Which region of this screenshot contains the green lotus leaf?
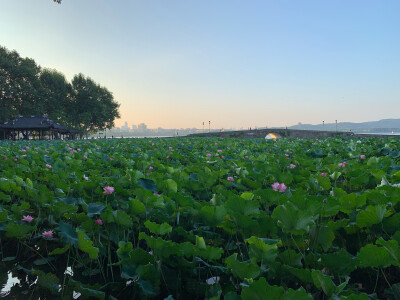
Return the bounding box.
[226,195,260,216]
[138,178,157,193]
[144,220,172,235]
[357,243,393,268]
[136,279,157,296]
[339,293,369,300]
[87,202,106,217]
[272,202,316,235]
[241,277,283,300]
[279,249,303,268]
[356,205,387,228]
[129,198,146,214]
[320,249,358,276]
[199,205,227,226]
[31,270,60,295]
[77,230,99,259]
[376,238,400,266]
[112,210,133,227]
[225,253,260,280]
[57,221,78,246]
[5,223,34,239]
[247,236,278,263]
[311,270,338,297]
[164,179,178,193]
[339,193,367,214]
[49,245,71,255]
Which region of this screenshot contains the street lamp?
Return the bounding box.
[209,121,211,133]
[323,121,324,130]
[335,120,338,132]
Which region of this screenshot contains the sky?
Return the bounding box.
[1,0,399,129]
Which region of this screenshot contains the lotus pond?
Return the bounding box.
[0,137,400,299]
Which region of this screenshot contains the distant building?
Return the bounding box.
[121,122,130,131]
[138,123,147,132]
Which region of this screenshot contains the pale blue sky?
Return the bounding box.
[1,0,399,128]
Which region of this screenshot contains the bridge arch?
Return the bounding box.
[265,133,281,140]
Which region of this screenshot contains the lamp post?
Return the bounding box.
[323,121,324,130]
[335,120,338,132]
[209,121,211,133]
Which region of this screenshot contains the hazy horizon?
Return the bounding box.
[1,0,399,129]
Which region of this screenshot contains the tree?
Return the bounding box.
[0,46,43,123]
[39,69,71,122]
[68,74,120,136]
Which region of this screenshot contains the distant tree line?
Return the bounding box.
[0,46,120,135]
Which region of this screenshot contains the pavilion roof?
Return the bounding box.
[0,115,71,132]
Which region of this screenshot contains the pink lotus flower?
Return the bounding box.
[83,155,88,159]
[14,158,18,162]
[360,155,366,160]
[42,230,54,239]
[22,215,34,223]
[271,182,287,193]
[221,156,225,159]
[83,175,89,181]
[271,182,280,191]
[21,149,26,152]
[95,219,103,225]
[218,149,222,153]
[227,177,234,182]
[285,154,289,157]
[215,153,219,156]
[245,155,248,159]
[149,166,154,170]
[278,183,287,193]
[290,164,296,169]
[338,163,343,167]
[3,155,7,160]
[321,172,327,177]
[46,164,52,168]
[206,153,211,157]
[169,146,173,151]
[166,155,170,159]
[103,186,114,194]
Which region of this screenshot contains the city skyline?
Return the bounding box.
[1,1,399,129]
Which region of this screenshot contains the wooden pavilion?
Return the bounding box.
[0,115,77,140]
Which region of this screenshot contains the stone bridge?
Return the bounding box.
[188,128,355,139]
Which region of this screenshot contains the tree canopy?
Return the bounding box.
[0,46,120,135]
